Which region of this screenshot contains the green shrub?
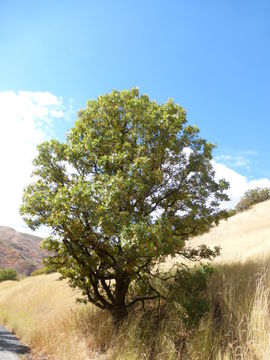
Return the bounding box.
[167,264,215,328]
[227,208,236,217]
[30,266,55,276]
[235,187,270,213]
[0,268,18,282]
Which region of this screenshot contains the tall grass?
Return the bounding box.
[0,274,113,359]
[0,257,270,359]
[188,258,270,359]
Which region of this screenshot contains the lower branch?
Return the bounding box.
[127,295,160,308]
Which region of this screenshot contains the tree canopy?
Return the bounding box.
[20,88,228,322]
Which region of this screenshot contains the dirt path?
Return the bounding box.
[0,326,30,359]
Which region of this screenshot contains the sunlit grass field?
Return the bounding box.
[0,201,270,359]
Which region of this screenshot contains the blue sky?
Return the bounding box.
[1,0,270,234]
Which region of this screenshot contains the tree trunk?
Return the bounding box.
[111,274,130,326]
[111,305,127,326]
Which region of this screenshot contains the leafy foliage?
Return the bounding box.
[235,187,270,213]
[226,208,237,217]
[20,88,228,323]
[0,268,18,282]
[167,264,215,328]
[30,266,55,276]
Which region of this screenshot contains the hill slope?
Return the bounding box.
[0,226,43,275]
[0,203,270,359]
[190,199,270,262]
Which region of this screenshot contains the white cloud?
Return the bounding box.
[0,91,71,237]
[214,161,270,209]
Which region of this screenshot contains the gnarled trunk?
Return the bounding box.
[111,274,130,325]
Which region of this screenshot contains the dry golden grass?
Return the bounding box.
[0,274,113,359]
[0,201,270,359]
[188,258,270,359]
[0,265,268,360]
[191,199,270,263]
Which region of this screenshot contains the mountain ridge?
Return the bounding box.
[0,226,44,275]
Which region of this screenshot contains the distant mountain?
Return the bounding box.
[0,226,44,275]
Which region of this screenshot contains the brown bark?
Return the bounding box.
[111,274,130,325]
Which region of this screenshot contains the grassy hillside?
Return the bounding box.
[190,198,270,263]
[0,201,270,359]
[0,274,111,359]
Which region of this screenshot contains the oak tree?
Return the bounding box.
[20,89,228,323]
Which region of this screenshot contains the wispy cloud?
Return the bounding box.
[215,154,250,169]
[0,91,72,236]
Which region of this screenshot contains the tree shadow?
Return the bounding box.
[0,328,30,354]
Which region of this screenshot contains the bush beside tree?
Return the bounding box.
[167,263,216,328]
